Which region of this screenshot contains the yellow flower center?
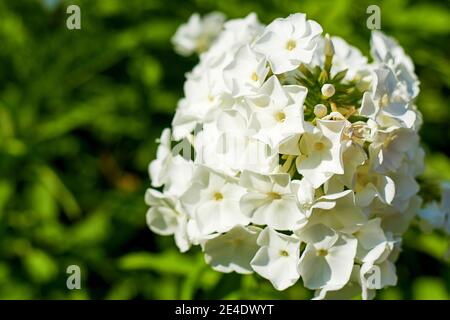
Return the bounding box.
[286,39,297,51]
[196,37,209,53]
[267,192,282,200]
[316,249,328,257]
[280,250,289,257]
[356,172,378,188]
[313,141,325,151]
[213,192,223,201]
[251,72,259,82]
[275,111,286,122]
[380,94,390,107]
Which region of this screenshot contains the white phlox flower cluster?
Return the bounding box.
[147,12,426,299]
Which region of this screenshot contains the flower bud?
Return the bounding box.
[314,104,328,118]
[324,34,335,57]
[321,83,335,98]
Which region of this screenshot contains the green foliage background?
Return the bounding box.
[0,0,449,299]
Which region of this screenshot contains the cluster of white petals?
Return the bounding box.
[148,12,426,299]
[418,183,450,259]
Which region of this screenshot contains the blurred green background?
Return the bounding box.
[0,0,449,299]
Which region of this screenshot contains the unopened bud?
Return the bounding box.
[321,83,335,98]
[324,34,335,57]
[314,104,328,118]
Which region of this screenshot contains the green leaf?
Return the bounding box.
[29,182,58,220]
[69,212,111,246]
[23,249,58,284]
[35,166,81,219]
[118,251,197,275]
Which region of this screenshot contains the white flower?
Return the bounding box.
[381,195,422,236]
[370,31,419,100]
[369,126,419,174]
[172,68,224,140]
[172,12,225,56]
[203,225,260,274]
[239,170,305,230]
[298,224,357,290]
[215,109,278,174]
[296,119,346,188]
[294,178,335,218]
[204,13,264,61]
[181,167,250,235]
[251,227,301,290]
[350,218,391,263]
[149,128,172,188]
[406,144,425,177]
[313,265,367,300]
[330,142,367,190]
[253,13,322,74]
[164,156,195,197]
[371,31,413,71]
[223,45,269,97]
[354,163,396,207]
[149,129,194,196]
[247,76,307,148]
[193,113,278,175]
[360,259,397,298]
[145,189,190,252]
[389,165,420,211]
[360,67,418,130]
[307,190,367,231]
[418,182,450,233]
